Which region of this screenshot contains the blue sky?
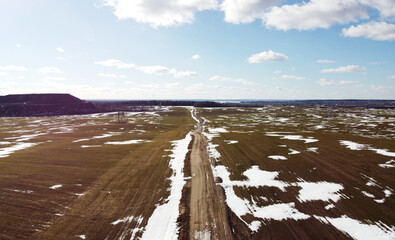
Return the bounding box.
[0,0,394,99]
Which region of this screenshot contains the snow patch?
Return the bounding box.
[50,184,62,190]
[295,182,344,202]
[0,142,41,158]
[141,132,192,240]
[340,140,395,157]
[379,160,395,168]
[315,215,395,240]
[268,155,287,160]
[194,230,211,240]
[105,139,151,145]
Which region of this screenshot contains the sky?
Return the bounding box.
[0,0,394,100]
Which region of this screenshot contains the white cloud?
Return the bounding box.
[0,65,27,71]
[57,57,64,60]
[342,21,395,41]
[318,78,335,85]
[209,75,253,85]
[138,65,198,78]
[248,50,288,63]
[317,59,335,63]
[138,65,175,75]
[16,44,23,48]
[263,0,369,31]
[387,75,395,79]
[94,59,136,69]
[174,71,198,78]
[192,54,200,60]
[38,67,63,74]
[57,48,64,53]
[274,70,282,74]
[41,77,65,81]
[104,0,218,28]
[321,65,365,73]
[279,75,306,80]
[358,0,395,19]
[95,59,196,78]
[220,0,279,24]
[339,80,357,84]
[165,82,180,88]
[97,73,118,78]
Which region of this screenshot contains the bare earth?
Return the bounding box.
[189,121,233,240]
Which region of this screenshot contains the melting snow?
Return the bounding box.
[81,145,101,148]
[253,203,310,221]
[315,215,395,240]
[361,191,375,198]
[266,132,318,143]
[379,160,395,168]
[105,139,151,145]
[294,181,344,202]
[268,155,287,160]
[194,230,211,240]
[50,184,62,190]
[0,142,41,158]
[325,204,335,210]
[340,140,395,157]
[111,216,134,225]
[289,149,301,155]
[224,140,238,144]
[141,132,192,240]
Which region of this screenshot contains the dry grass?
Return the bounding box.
[198,107,395,239]
[0,108,194,240]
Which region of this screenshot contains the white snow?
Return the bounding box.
[0,142,41,158]
[50,184,62,190]
[295,181,344,202]
[224,140,238,144]
[266,132,318,143]
[253,203,310,221]
[231,166,289,191]
[325,204,335,210]
[105,139,151,145]
[340,140,395,157]
[76,235,86,239]
[208,128,229,134]
[361,191,375,198]
[111,216,134,225]
[379,160,395,168]
[268,155,287,160]
[194,230,211,240]
[315,215,395,240]
[384,189,392,197]
[213,165,307,231]
[141,132,192,240]
[190,107,200,123]
[73,138,90,143]
[288,149,301,155]
[81,145,101,148]
[307,147,319,153]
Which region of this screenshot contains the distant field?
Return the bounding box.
[198,107,395,239]
[0,106,394,239]
[0,107,194,240]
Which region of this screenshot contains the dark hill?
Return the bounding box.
[0,94,97,117]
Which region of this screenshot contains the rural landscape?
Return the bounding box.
[1,0,395,239]
[0,94,394,239]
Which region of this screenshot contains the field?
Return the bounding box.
[0,106,394,239]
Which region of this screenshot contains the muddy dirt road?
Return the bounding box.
[189,115,233,240]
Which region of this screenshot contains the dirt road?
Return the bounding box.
[189,115,233,240]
